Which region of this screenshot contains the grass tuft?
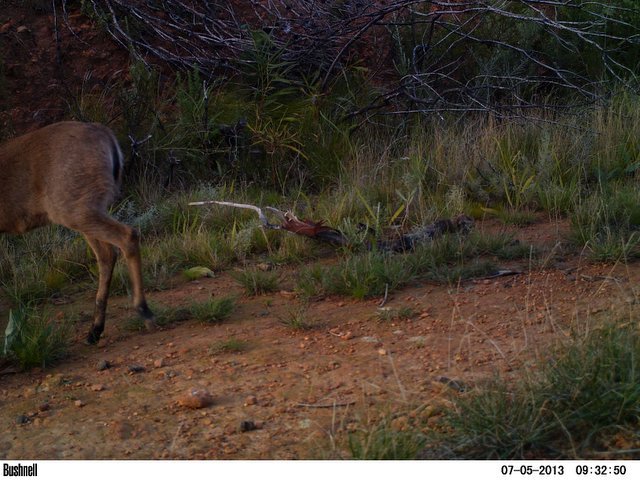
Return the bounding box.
[279,306,317,330]
[209,337,249,355]
[232,268,279,295]
[435,322,640,459]
[3,304,71,369]
[347,414,427,460]
[190,296,237,323]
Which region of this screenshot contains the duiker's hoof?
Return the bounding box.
[85,329,102,345]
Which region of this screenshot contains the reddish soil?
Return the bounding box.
[2,218,639,459]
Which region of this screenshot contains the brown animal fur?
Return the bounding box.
[0,121,155,344]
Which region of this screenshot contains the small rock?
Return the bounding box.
[91,384,105,392]
[434,376,468,392]
[96,359,111,371]
[22,386,37,398]
[342,331,354,340]
[244,395,257,406]
[153,358,165,368]
[177,388,214,409]
[15,414,30,425]
[183,266,214,280]
[16,25,29,34]
[74,400,85,408]
[38,402,50,412]
[128,364,145,374]
[360,336,380,343]
[110,420,134,440]
[40,373,65,391]
[377,348,387,355]
[408,336,427,343]
[239,420,257,432]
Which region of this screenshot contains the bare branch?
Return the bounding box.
[82,0,640,117]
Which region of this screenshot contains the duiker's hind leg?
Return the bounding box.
[84,237,117,344]
[77,213,156,342]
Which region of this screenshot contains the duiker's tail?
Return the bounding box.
[109,134,124,184]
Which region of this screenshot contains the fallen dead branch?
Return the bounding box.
[189,200,349,245]
[188,199,474,252]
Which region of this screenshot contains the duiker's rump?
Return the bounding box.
[0,121,155,344]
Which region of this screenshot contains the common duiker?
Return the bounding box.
[0,121,155,344]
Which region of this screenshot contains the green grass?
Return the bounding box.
[432,321,640,459]
[376,306,417,322]
[124,297,236,331]
[3,304,71,369]
[322,320,640,460]
[279,306,317,330]
[190,296,237,323]
[570,185,640,261]
[209,337,249,355]
[123,303,191,332]
[232,268,279,295]
[344,410,428,460]
[297,232,527,300]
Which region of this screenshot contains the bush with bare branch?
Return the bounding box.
[76,1,639,118]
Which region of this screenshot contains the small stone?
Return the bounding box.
[38,402,50,412]
[16,25,29,34]
[434,376,468,392]
[360,336,379,343]
[22,386,37,398]
[74,400,85,408]
[377,348,387,355]
[91,384,105,392]
[239,420,257,432]
[15,414,30,425]
[342,331,354,340]
[96,359,111,371]
[177,388,214,409]
[110,420,134,440]
[128,364,145,374]
[153,358,165,368]
[244,395,257,406]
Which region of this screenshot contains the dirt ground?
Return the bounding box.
[2,218,639,459]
